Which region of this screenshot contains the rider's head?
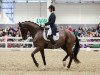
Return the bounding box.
[48,5,55,12]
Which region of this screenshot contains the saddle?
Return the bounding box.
[43,25,59,41]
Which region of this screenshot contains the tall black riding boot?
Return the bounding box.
[48,35,57,49]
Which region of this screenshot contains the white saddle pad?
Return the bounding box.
[43,25,59,41]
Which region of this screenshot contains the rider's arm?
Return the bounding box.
[45,13,56,26]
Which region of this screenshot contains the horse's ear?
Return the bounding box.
[39,25,41,27]
[19,22,21,27]
[40,25,42,27]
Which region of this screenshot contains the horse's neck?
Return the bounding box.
[27,23,41,38]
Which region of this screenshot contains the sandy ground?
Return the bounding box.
[0,50,100,75]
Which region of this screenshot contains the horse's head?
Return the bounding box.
[18,22,28,40]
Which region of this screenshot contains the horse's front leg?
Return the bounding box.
[40,49,46,66]
[31,48,40,67]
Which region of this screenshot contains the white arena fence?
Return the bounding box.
[0,37,100,51]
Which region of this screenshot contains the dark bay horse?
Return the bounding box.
[19,21,80,69]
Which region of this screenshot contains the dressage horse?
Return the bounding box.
[19,21,80,68]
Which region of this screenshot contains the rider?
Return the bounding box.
[45,5,57,48]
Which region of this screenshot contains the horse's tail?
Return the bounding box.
[73,36,80,63]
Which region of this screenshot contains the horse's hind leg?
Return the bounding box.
[31,48,40,67]
[61,47,69,67]
[67,44,74,68]
[40,49,46,66]
[63,54,69,67]
[67,54,74,68]
[63,54,69,61]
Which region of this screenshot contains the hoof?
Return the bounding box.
[63,61,66,67]
[74,58,81,64]
[67,66,70,69]
[36,63,39,67]
[64,66,67,70]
